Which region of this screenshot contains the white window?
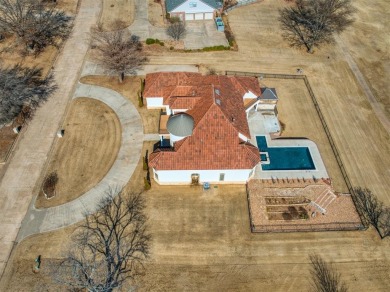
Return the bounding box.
[189,2,197,7]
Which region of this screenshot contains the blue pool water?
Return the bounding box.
[256,136,315,171]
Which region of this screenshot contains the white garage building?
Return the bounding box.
[166,0,223,21]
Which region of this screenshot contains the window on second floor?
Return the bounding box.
[189,2,197,8]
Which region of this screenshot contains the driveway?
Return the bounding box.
[0,0,102,279]
[128,0,227,49]
[184,21,228,49]
[16,83,143,241]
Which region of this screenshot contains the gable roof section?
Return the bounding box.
[145,73,259,138]
[260,88,278,100]
[165,0,222,12]
[149,103,260,170]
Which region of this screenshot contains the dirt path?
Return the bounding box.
[0,0,102,279]
[335,35,390,135]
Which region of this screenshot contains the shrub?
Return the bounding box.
[43,171,59,198]
[166,21,186,40]
[202,45,230,51]
[144,177,151,190]
[155,39,164,46]
[146,38,164,46]
[142,156,148,170]
[170,46,174,50]
[137,90,143,107]
[146,38,156,45]
[169,16,181,24]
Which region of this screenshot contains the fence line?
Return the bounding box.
[251,222,364,233]
[227,70,364,232]
[225,0,262,12]
[226,70,355,197]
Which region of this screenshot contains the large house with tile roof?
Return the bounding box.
[145,72,266,184]
[165,0,223,21]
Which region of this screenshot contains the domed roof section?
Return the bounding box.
[167,113,194,137]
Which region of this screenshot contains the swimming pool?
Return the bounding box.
[256,136,315,171]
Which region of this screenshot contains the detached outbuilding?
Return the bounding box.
[166,0,223,21]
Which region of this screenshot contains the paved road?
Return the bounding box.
[16,84,143,241]
[0,0,102,279]
[335,35,390,135]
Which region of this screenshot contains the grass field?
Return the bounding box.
[99,0,135,30]
[35,98,121,208]
[1,0,389,290]
[80,76,161,134]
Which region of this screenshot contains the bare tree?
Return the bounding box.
[0,0,72,53]
[380,208,390,238]
[353,187,389,239]
[56,189,150,291]
[309,254,348,292]
[166,21,186,41]
[91,28,148,83]
[0,64,57,125]
[279,0,355,53]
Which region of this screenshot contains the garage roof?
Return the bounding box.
[166,0,223,12]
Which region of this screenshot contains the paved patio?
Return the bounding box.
[247,179,363,233]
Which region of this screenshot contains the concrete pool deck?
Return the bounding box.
[247,111,329,180]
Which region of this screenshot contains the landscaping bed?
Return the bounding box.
[265,196,310,205]
[267,206,309,221]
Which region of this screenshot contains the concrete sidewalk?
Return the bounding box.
[81,61,199,77]
[17,83,143,240]
[0,0,102,279]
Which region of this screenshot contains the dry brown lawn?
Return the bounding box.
[35,98,121,208]
[148,0,165,27]
[145,0,390,204]
[0,121,22,163]
[99,0,135,30]
[1,0,390,290]
[2,183,389,291]
[80,76,160,134]
[341,1,390,118]
[262,78,348,192]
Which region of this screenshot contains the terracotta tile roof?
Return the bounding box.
[146,72,261,171]
[169,96,201,110]
[234,77,262,96]
[149,103,260,170]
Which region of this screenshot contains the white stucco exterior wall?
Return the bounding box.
[171,0,215,13]
[146,97,164,108]
[243,91,257,99]
[153,168,256,184]
[170,133,188,146]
